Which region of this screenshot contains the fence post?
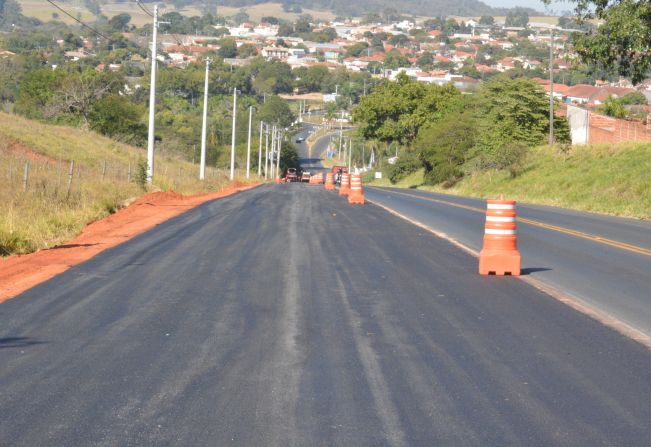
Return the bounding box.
[127,162,132,182]
[66,160,75,197]
[101,160,107,181]
[22,161,29,192]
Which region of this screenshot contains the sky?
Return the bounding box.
[482,0,575,14]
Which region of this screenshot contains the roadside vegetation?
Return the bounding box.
[368,142,651,219]
[0,113,261,256]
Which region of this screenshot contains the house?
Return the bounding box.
[261,46,289,59]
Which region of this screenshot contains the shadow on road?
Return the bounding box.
[0,337,47,349]
[520,267,552,275]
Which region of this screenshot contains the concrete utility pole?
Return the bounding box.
[549,27,555,146]
[264,124,269,179]
[258,121,264,177]
[146,4,159,184]
[230,87,237,180]
[276,130,282,176]
[199,58,210,180]
[270,125,277,178]
[246,105,253,179]
[338,111,343,160]
[348,138,352,171]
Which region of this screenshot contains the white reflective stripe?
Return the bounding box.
[485,229,517,235]
[486,216,516,222]
[487,203,515,210]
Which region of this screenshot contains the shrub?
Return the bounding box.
[386,152,422,184]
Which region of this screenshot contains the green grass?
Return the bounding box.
[368,143,651,219]
[0,112,258,256]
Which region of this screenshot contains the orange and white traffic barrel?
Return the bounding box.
[347,174,365,205]
[325,173,335,190]
[478,196,521,276]
[338,173,351,196]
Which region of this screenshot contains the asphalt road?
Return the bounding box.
[366,187,651,339]
[294,123,333,173]
[1,184,650,446]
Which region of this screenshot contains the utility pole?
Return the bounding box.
[348,138,352,171]
[199,58,210,180]
[258,121,264,177]
[146,5,159,184]
[549,27,555,146]
[338,111,343,160]
[264,124,269,179]
[276,130,282,176]
[271,125,277,178]
[246,105,253,179]
[230,87,237,180]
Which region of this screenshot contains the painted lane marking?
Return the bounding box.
[371,188,651,258]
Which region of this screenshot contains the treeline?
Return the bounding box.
[352,73,570,186]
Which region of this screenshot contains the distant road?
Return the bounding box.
[294,123,335,173]
[366,187,651,339]
[1,184,650,445]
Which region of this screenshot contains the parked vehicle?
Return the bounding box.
[286,168,298,182]
[301,172,311,182]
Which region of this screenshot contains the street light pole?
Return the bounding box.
[276,130,282,176]
[549,27,555,146]
[246,105,253,179]
[199,58,210,180]
[230,87,237,180]
[264,124,269,179]
[146,5,159,184]
[258,121,263,177]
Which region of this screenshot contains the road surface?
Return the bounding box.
[294,123,333,173]
[366,187,651,340]
[1,184,650,445]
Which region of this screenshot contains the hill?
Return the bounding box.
[0,112,245,256]
[12,0,534,24]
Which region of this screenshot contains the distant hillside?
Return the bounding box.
[151,0,530,19]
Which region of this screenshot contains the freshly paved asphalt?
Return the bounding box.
[366,187,651,339]
[1,184,651,446]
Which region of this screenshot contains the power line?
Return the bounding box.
[45,0,111,40]
[135,0,154,18]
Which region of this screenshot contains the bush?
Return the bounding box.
[485,143,530,178]
[386,152,422,184]
[135,159,148,191]
[416,110,476,185]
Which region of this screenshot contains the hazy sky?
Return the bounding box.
[482,0,575,13]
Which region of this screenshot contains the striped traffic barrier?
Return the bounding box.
[478,196,521,276]
[347,174,364,205]
[338,173,351,196]
[325,172,335,190]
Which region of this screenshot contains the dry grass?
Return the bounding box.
[16,1,334,25]
[369,142,651,219]
[0,112,259,256]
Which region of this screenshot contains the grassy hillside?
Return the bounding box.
[370,143,651,219]
[0,112,253,256]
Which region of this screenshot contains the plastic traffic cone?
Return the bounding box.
[478,196,521,276]
[338,173,351,196]
[347,174,364,205]
[325,173,335,190]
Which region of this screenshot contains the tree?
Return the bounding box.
[384,49,410,69]
[261,16,280,24]
[237,43,258,58]
[352,72,463,144]
[89,94,147,145]
[389,34,410,47]
[347,42,370,57]
[416,51,433,70]
[258,95,294,127]
[108,13,131,32]
[479,15,494,25]
[415,110,476,185]
[218,38,237,58]
[473,76,569,154]
[505,7,529,27]
[549,0,651,83]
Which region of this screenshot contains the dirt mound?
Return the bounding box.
[0,182,261,303]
